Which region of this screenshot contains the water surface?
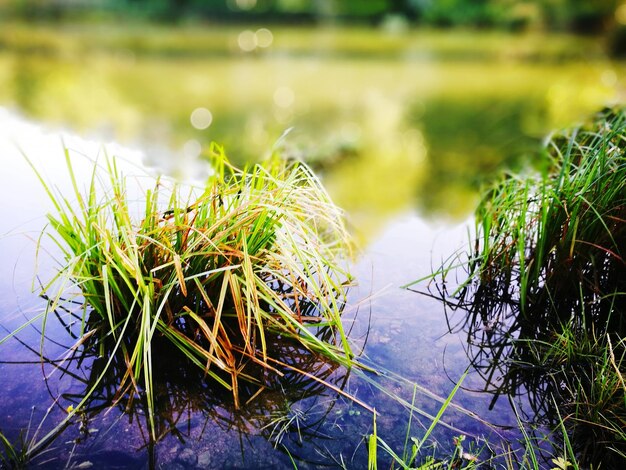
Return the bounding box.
[0,111,522,468]
[1,25,623,467]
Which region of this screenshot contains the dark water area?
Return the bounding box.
[0,111,537,468]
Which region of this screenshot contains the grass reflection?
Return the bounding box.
[1,304,355,468]
[52,324,352,468]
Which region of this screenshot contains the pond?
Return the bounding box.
[0,24,624,468]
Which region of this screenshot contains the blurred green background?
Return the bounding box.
[1,0,624,241]
[1,0,624,33]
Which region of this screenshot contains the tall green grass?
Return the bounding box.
[422,107,626,466]
[27,143,357,440]
[470,107,626,326]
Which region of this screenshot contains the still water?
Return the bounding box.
[0,25,623,467]
[1,110,517,468]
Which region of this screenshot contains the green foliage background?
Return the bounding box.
[0,0,622,33]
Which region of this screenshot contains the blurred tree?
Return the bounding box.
[276,0,311,12]
[418,0,501,26]
[0,0,621,33]
[539,0,618,32]
[389,0,419,19]
[334,0,389,18]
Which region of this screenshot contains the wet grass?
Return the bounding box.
[418,107,626,467]
[366,378,564,469]
[0,432,23,469]
[0,402,59,469]
[24,143,359,444]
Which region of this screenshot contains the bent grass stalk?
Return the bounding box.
[25,142,357,443]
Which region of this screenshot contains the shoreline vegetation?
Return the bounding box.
[0,14,625,463]
[0,0,622,37]
[0,22,605,59]
[414,107,626,467]
[0,136,483,469]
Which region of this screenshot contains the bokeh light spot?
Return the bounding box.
[235,0,256,10]
[256,28,273,48]
[190,107,213,130]
[238,30,257,52]
[273,86,295,108]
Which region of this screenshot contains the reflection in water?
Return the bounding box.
[12,294,359,468]
[435,241,626,466]
[412,97,545,216]
[12,56,45,115]
[424,108,626,467]
[0,112,372,469]
[2,24,626,467]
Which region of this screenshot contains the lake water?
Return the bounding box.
[0,25,623,468]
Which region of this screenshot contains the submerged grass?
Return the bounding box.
[421,107,626,466]
[26,142,357,442]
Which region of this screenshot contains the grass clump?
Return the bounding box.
[426,107,626,467]
[471,106,626,326]
[29,143,356,438]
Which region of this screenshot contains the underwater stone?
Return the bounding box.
[197,450,212,467]
[178,448,197,466]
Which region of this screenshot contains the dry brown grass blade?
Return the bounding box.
[173,254,187,297]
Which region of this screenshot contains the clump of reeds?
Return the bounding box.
[30,143,355,437]
[432,107,626,466]
[470,107,626,327]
